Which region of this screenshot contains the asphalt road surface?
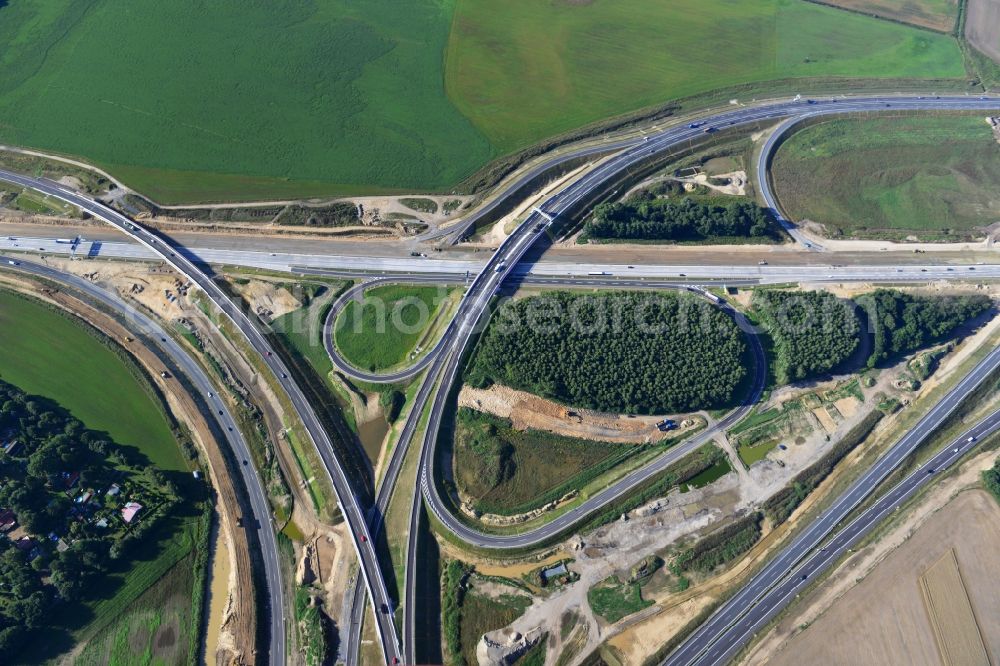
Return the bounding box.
[0,172,404,664]
[4,94,1000,666]
[665,343,1000,666]
[0,254,287,665]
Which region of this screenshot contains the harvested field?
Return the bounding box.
[966,0,1000,64]
[812,0,958,32]
[764,491,1000,666]
[919,550,989,666]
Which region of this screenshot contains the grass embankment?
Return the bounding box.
[771,115,1000,241]
[0,290,183,470]
[447,0,965,151]
[454,408,668,516]
[0,0,492,203]
[334,284,455,373]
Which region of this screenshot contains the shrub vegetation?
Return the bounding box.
[469,291,747,414]
[453,409,662,515]
[675,512,763,574]
[753,290,861,384]
[983,458,1000,504]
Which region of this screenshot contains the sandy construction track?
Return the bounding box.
[0,272,259,664]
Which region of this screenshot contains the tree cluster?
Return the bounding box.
[753,290,861,384]
[0,381,176,658]
[858,289,992,367]
[468,292,748,414]
[585,197,780,242]
[983,457,1000,504]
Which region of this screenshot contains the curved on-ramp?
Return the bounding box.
[0,171,404,665]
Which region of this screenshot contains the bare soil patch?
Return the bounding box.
[754,490,1000,666]
[816,0,958,32]
[966,0,1000,63]
[458,384,702,444]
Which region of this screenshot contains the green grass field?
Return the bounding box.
[0,0,968,202]
[334,284,453,372]
[0,0,492,203]
[458,592,530,666]
[74,553,197,666]
[771,115,1000,240]
[453,408,648,516]
[0,290,183,470]
[587,576,653,624]
[446,0,966,150]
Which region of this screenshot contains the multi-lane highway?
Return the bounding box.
[392,95,1000,543]
[666,343,1000,666]
[0,170,404,665]
[4,93,1000,666]
[0,254,287,665]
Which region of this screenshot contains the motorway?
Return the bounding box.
[391,95,1000,545]
[0,254,287,665]
[366,94,1000,664]
[7,233,1000,283]
[4,94,1000,666]
[0,170,405,665]
[666,342,1000,666]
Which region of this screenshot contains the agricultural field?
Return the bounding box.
[817,0,958,32]
[965,0,1000,66]
[770,115,1000,241]
[0,0,492,203]
[334,284,456,373]
[74,554,199,666]
[0,0,969,202]
[446,0,965,150]
[0,290,183,470]
[767,491,1000,665]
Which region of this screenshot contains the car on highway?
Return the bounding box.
[968,435,977,442]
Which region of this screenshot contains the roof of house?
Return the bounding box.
[121,502,143,524]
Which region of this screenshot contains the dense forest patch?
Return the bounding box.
[585,197,781,243]
[857,290,992,367]
[468,291,747,414]
[752,290,861,384]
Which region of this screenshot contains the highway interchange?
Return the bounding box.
[2,93,1000,665]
